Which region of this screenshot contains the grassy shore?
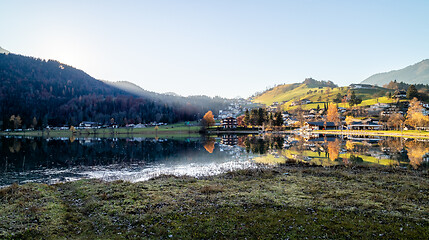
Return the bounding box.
[0,123,201,138]
[1,164,428,239]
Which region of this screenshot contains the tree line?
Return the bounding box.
[0,53,231,130]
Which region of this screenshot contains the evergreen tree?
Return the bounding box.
[349,91,362,106]
[244,109,250,126]
[406,85,418,99]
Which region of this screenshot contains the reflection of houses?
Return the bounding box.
[221,117,238,129]
[304,121,337,130]
[221,135,238,146]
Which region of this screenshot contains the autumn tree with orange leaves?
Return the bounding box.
[327,104,340,128]
[201,111,215,128]
[405,98,429,129]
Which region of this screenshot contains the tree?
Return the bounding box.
[386,92,392,98]
[32,117,38,129]
[387,113,404,130]
[9,115,22,129]
[257,108,265,126]
[244,109,250,126]
[236,115,245,127]
[202,111,215,128]
[406,85,418,99]
[327,104,340,127]
[345,116,354,128]
[333,93,342,103]
[349,91,362,107]
[274,112,284,127]
[405,98,427,129]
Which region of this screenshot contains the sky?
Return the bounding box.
[1,0,429,98]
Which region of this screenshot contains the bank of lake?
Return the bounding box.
[1,163,428,239]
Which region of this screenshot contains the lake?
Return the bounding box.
[1,134,428,187]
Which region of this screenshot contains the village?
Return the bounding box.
[215,93,429,133]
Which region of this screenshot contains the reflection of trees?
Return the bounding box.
[203,138,215,153]
[346,141,355,151]
[328,139,341,161]
[378,138,407,164]
[405,140,429,169]
[0,137,203,172]
[244,137,269,154]
[8,140,21,153]
[270,136,284,150]
[237,136,246,148]
[379,138,403,153]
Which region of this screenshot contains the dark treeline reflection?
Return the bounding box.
[0,137,204,173]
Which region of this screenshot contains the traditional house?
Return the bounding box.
[221,117,238,129]
[350,84,373,89]
[79,121,99,129]
[394,90,407,99]
[301,99,312,104]
[304,121,337,130]
[134,123,146,128]
[284,117,299,126]
[347,119,383,130]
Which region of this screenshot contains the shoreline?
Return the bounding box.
[1,164,428,239]
[2,128,429,140]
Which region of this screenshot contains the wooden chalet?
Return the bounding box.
[221,117,238,129]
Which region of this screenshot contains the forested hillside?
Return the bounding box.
[0,53,229,129]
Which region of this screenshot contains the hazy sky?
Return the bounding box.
[1,0,429,98]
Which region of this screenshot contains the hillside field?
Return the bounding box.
[253,82,392,110]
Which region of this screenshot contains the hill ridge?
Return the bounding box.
[362,59,429,86]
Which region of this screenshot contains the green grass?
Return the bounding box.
[1,165,428,239]
[252,83,391,110]
[0,122,201,138]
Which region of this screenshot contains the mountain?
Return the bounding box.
[0,53,230,129]
[0,46,10,55]
[252,78,388,109]
[104,80,231,116]
[362,59,429,86]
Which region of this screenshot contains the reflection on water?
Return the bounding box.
[240,134,429,169]
[1,134,428,186]
[0,136,257,187]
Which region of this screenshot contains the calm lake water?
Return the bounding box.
[1,134,428,186]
